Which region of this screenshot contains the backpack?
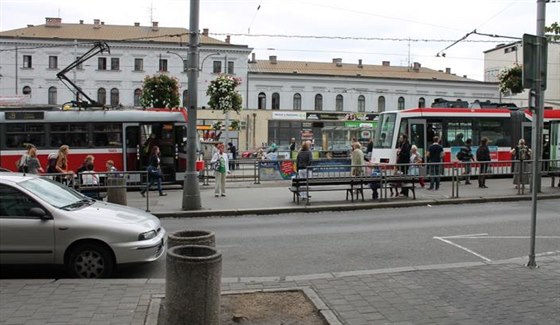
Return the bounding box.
[16,155,29,173]
[456,149,466,161]
[517,146,531,161]
[46,153,58,173]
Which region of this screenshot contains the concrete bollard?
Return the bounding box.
[106,177,127,205]
[167,230,215,249]
[166,245,222,325]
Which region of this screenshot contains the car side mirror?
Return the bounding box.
[29,207,52,220]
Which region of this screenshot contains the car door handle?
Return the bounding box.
[58,227,69,230]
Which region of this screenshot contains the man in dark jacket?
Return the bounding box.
[476,137,491,188]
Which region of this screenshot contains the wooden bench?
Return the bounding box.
[289,174,418,204]
[289,177,366,205]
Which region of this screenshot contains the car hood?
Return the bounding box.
[75,201,161,229]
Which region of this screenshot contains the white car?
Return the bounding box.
[0,173,166,278]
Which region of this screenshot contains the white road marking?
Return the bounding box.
[433,236,492,262]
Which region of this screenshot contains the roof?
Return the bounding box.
[248,59,483,82]
[0,18,231,46]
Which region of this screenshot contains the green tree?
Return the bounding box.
[141,74,180,108]
[545,22,559,41]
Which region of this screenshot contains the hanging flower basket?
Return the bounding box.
[206,74,243,114]
[498,64,524,95]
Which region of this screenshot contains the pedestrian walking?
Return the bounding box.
[211,143,229,197]
[510,138,531,188]
[16,143,35,173]
[26,146,43,174]
[351,142,365,176]
[55,145,74,183]
[476,137,491,188]
[227,142,237,171]
[456,138,474,184]
[427,136,443,190]
[408,145,425,187]
[296,140,313,200]
[141,146,166,197]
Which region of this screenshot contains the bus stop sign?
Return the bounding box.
[522,33,547,91]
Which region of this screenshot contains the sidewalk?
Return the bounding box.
[126,176,560,217]
[1,178,559,325]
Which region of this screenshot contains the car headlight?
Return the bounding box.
[138,230,157,241]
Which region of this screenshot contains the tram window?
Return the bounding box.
[50,123,89,148]
[446,122,472,147]
[5,124,45,148]
[479,119,511,147]
[93,123,122,147]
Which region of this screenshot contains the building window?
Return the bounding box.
[98,57,107,70]
[110,88,119,107]
[134,89,142,107]
[134,58,144,71]
[183,89,188,107]
[335,94,344,112]
[48,86,57,105]
[378,96,385,112]
[314,94,323,111]
[97,88,106,105]
[227,61,234,74]
[23,55,32,68]
[358,95,365,112]
[271,93,280,110]
[181,60,188,72]
[159,59,168,72]
[213,61,222,74]
[418,97,426,108]
[398,97,405,110]
[22,86,31,96]
[258,92,266,109]
[48,56,58,69]
[293,93,302,111]
[111,58,120,71]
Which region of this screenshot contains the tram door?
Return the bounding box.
[409,119,427,158]
[123,123,140,173]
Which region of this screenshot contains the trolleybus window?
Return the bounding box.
[375,112,396,148]
[51,123,89,148]
[93,123,122,147]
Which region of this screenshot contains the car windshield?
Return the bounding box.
[19,177,86,209]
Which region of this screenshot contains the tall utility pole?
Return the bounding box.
[224,53,230,147]
[182,0,201,210]
[527,0,547,268]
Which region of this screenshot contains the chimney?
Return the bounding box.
[445,67,451,74]
[382,61,390,67]
[27,24,34,27]
[152,21,159,31]
[202,28,209,36]
[45,17,62,27]
[93,19,101,29]
[101,21,105,25]
[269,55,277,64]
[358,59,363,68]
[79,20,83,24]
[413,62,421,72]
[134,22,140,27]
[225,35,230,44]
[251,53,256,63]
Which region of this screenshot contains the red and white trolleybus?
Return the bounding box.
[0,106,194,184]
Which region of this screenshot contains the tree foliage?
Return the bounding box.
[498,64,523,95]
[141,74,180,108]
[545,22,559,41]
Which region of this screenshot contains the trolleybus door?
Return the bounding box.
[408,119,427,157]
[522,121,533,147]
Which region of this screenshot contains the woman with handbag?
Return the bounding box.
[141,146,167,197]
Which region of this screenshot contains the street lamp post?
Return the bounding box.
[167,50,220,74]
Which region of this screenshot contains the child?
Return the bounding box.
[390,168,403,197]
[368,164,382,199]
[106,160,117,173]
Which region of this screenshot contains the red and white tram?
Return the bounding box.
[0,106,192,183]
[371,104,560,165]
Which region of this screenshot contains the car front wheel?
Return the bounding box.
[67,243,114,278]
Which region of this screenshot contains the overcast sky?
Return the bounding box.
[1,0,559,81]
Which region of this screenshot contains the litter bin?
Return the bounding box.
[168,230,215,249]
[106,177,127,205]
[166,245,222,325]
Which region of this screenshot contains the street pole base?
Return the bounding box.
[526,256,538,268]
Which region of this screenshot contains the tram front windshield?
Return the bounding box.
[374,112,396,149]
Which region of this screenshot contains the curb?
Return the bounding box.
[153,193,560,218]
